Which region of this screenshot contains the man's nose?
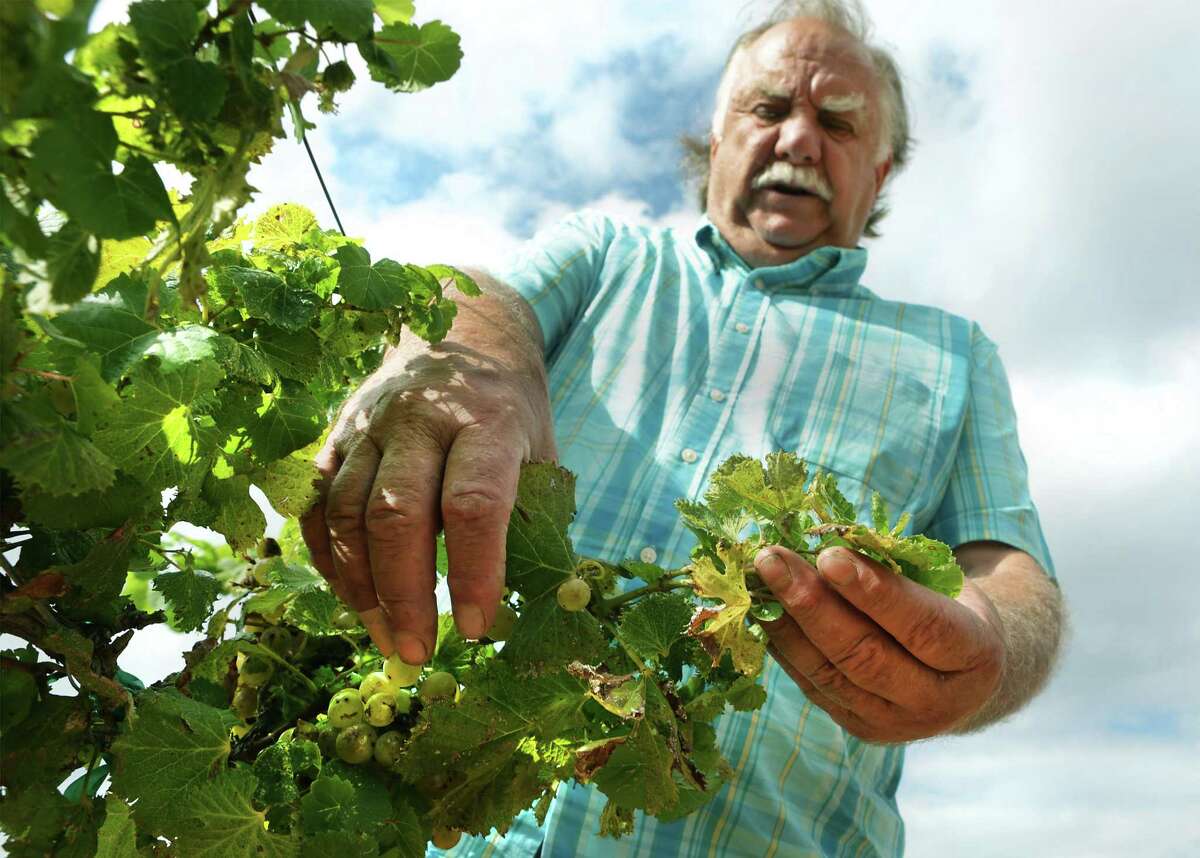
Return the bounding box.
[774,111,821,165]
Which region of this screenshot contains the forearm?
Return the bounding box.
[949,542,1067,733]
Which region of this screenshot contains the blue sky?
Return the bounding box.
[87,1,1200,854]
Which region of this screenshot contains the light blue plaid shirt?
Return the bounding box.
[431,212,1054,858]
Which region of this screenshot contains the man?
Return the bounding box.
[301,1,1066,854]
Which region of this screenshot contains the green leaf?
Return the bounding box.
[0,669,38,735]
[505,462,578,599]
[362,21,462,93]
[253,441,321,518]
[95,797,139,858]
[45,220,101,305]
[252,738,322,806]
[591,721,677,815]
[110,690,235,831]
[373,0,414,25]
[219,266,321,330]
[250,202,320,250]
[0,693,89,793]
[505,590,605,675]
[425,263,480,296]
[174,767,299,857]
[202,473,266,552]
[725,675,768,712]
[256,324,322,382]
[154,570,223,632]
[49,526,135,626]
[129,0,228,123]
[285,586,342,635]
[618,592,694,661]
[248,386,325,462]
[50,274,160,382]
[19,473,159,531]
[260,0,374,41]
[300,773,358,834]
[333,244,412,310]
[0,417,116,496]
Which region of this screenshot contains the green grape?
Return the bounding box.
[485,603,518,641]
[432,828,462,849]
[358,670,396,701]
[237,654,274,687]
[296,719,319,741]
[335,724,376,764]
[394,688,413,715]
[251,559,273,586]
[374,730,405,767]
[365,691,397,727]
[331,608,359,629]
[231,685,257,720]
[322,60,355,92]
[259,626,292,655]
[419,671,457,704]
[327,688,364,728]
[556,577,591,612]
[384,652,422,687]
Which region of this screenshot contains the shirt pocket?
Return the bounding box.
[774,362,944,522]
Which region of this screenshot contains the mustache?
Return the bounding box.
[751,162,832,202]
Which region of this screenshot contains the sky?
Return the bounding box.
[65,0,1200,855]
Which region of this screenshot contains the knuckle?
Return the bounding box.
[902,607,957,655]
[781,582,823,615]
[364,490,426,539]
[325,501,364,540]
[808,659,847,691]
[442,486,507,527]
[833,633,890,683]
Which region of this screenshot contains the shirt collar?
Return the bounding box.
[692,216,869,298]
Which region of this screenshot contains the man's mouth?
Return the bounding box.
[761,183,816,197]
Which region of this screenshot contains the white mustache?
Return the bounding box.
[751,162,832,202]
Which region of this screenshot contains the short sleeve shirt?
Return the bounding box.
[430,211,1055,858]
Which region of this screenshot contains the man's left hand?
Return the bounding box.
[755,545,1005,743]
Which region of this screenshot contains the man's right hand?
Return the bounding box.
[299,339,557,665]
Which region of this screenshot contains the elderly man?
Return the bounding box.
[302,0,1066,854]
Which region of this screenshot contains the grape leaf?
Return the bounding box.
[173,767,299,857]
[49,525,135,625]
[50,274,161,381]
[202,473,266,552]
[363,21,462,93]
[129,0,228,123]
[687,542,765,677]
[154,570,223,632]
[260,0,374,41]
[110,690,235,830]
[44,220,101,305]
[220,266,321,331]
[252,738,322,806]
[0,418,116,496]
[333,244,411,310]
[505,590,606,675]
[94,797,139,858]
[505,462,578,599]
[253,442,321,518]
[248,386,325,462]
[0,694,89,793]
[285,586,342,635]
[0,669,37,734]
[591,721,677,815]
[618,592,694,662]
[300,773,358,835]
[250,202,320,251]
[256,325,322,382]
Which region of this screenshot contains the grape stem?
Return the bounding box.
[253,643,318,694]
[594,571,691,616]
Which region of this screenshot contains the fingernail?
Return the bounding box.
[394,632,428,665]
[818,550,858,586]
[454,604,485,640]
[755,550,791,586]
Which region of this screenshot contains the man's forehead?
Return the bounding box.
[734,18,877,98]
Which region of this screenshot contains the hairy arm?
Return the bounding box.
[948,540,1067,733]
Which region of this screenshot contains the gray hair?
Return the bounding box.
[683,0,913,238]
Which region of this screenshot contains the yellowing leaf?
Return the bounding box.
[686,542,765,676]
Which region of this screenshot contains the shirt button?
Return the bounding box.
[681,448,699,464]
[754,278,765,290]
[639,546,658,564]
[710,389,726,402]
[735,322,750,334]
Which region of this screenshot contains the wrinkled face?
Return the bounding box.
[706,19,893,268]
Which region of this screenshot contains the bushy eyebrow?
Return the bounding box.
[818,92,867,114]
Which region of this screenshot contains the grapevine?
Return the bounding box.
[0,1,968,854]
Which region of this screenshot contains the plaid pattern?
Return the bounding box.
[430,212,1054,858]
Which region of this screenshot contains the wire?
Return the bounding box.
[246,7,347,236]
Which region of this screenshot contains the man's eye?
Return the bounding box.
[753,105,784,120]
[822,114,854,134]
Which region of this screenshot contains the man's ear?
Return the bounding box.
[709,132,720,160]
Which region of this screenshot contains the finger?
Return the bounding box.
[366,434,445,665]
[440,424,522,640]
[766,643,873,736]
[814,546,996,672]
[324,437,394,654]
[756,547,940,708]
[300,443,340,589]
